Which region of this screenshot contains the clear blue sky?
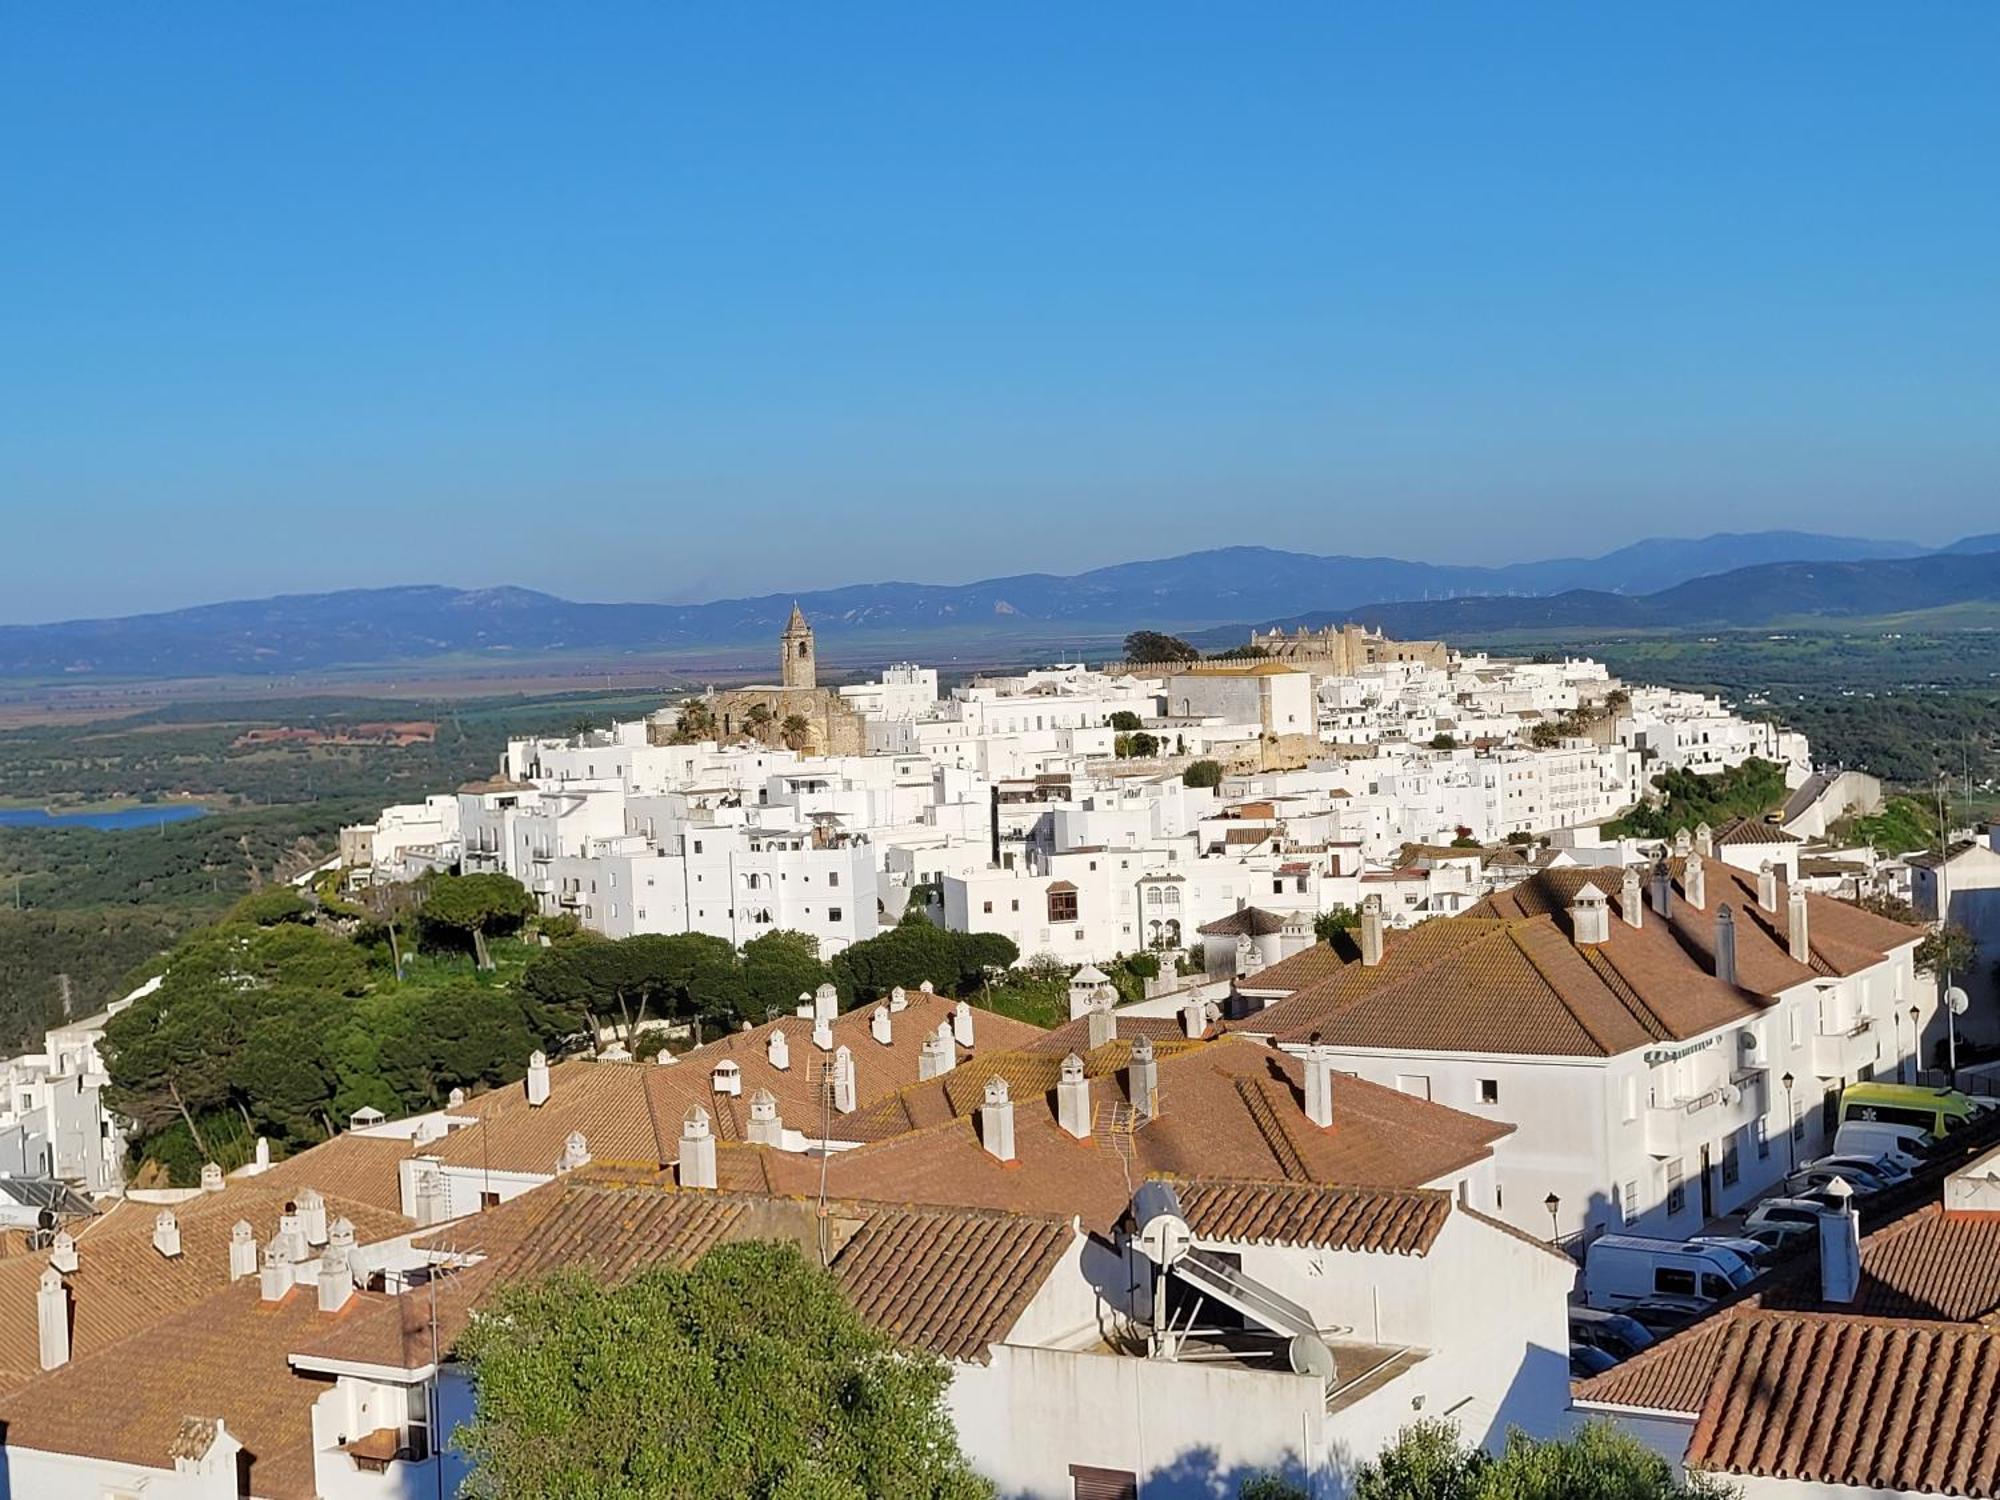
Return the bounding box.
[3,5,1997,622]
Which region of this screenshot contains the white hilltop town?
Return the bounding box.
[7,609,2000,1500]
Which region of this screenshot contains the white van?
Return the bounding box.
[1832,1119,1931,1173]
[1582,1235,1757,1310]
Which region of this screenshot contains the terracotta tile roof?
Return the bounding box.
[1685,1312,2000,1496]
[0,1280,371,1499]
[1172,1180,1452,1255]
[1712,816,1800,847]
[0,1180,410,1395]
[1758,1202,2000,1324]
[421,992,1047,1174]
[1197,907,1289,938]
[1572,1310,1743,1414]
[805,1036,1509,1232]
[1027,1013,1193,1055]
[241,1131,415,1216]
[1235,943,1348,998]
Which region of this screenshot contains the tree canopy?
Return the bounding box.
[1182,759,1224,788]
[830,924,1017,1006]
[419,873,537,968]
[456,1241,993,1500]
[1603,758,1789,841]
[1123,630,1200,664]
[1353,1420,1734,1500]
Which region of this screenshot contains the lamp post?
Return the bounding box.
[1781,1072,1797,1172]
[1909,1005,1921,1085]
[1544,1192,1561,1245]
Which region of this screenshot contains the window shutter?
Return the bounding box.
[1070,1465,1138,1500]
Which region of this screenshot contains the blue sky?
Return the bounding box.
[2,5,1997,622]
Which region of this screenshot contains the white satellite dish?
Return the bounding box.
[1288,1333,1338,1383]
[1946,987,1970,1017]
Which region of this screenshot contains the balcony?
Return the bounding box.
[1643,1072,1764,1158]
[1811,1016,1880,1081]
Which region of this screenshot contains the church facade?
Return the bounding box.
[679,605,866,757]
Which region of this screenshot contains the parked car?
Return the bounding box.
[1621,1295,1713,1335]
[1581,1235,1756,1310]
[1839,1081,1996,1138]
[1688,1234,1774,1268]
[1569,1306,1656,1361]
[1808,1151,1913,1186]
[1833,1119,1933,1171]
[1781,1163,1891,1198]
[1741,1219,1819,1256]
[1570,1343,1621,1378]
[1744,1197,1834,1234]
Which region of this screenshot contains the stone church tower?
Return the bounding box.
[780,603,816,690]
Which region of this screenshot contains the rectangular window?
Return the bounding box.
[1754,1119,1770,1160]
[693,840,703,854]
[983,901,993,914]
[1394,1074,1432,1101]
[1623,1180,1639,1222]
[1721,1140,1741,1188]
[828,872,839,888]
[828,907,842,924]
[1822,1088,1840,1134]
[1477,1079,1499,1105]
[1049,889,1079,923]
[1666,1160,1686,1217]
[1655,1266,1697,1296]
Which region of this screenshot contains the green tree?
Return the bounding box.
[456,1242,992,1500]
[741,929,831,1018]
[1313,905,1360,944]
[1429,733,1457,750]
[418,873,536,969]
[1183,759,1224,788]
[226,887,312,926]
[743,702,775,741]
[1123,630,1199,664]
[1127,731,1160,757]
[1528,720,1566,749]
[781,713,813,751]
[671,697,717,743]
[1352,1419,1735,1500]
[1917,922,1978,983]
[1109,710,1143,733]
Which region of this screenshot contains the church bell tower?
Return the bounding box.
[780,603,816,690]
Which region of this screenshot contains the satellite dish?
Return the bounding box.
[1718,1084,1741,1107]
[1138,1212,1193,1269]
[1288,1333,1338,1383]
[1946,987,1970,1017]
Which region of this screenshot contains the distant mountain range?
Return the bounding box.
[0,530,1992,680]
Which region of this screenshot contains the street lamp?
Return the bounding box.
[1909,1005,1922,1085]
[1781,1072,1797,1172]
[1544,1192,1561,1244]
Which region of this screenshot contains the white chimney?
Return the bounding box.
[328,1216,356,1254]
[678,1107,718,1190]
[297,1189,328,1248]
[1685,852,1706,911]
[317,1243,355,1315]
[795,990,813,1018]
[1303,1044,1336,1129]
[1180,999,1208,1039]
[254,1136,271,1170]
[870,1005,892,1045]
[1674,828,1692,857]
[711,1060,743,1096]
[446,1088,466,1109]
[260,1243,293,1303]
[557,1130,590,1173]
[830,1045,857,1113]
[1056,1052,1092,1139]
[1128,1036,1159,1119]
[1236,931,1264,980]
[1715,904,1739,987]
[1695,821,1714,858]
[415,1170,449,1228]
[229,1221,258,1281]
[1087,997,1116,1049]
[979,1076,1016,1162]
[919,980,936,996]
[1819,1176,1861,1304]
[37,1268,69,1370]
[1360,896,1385,967]
[655,1048,676,1065]
[1651,857,1673,917]
[526,1050,551,1107]
[767,1029,791,1071]
[918,1033,952,1081]
[153,1209,182,1260]
[888,985,909,1012]
[49,1230,77,1275]
[813,983,838,1024]
[747,1089,782,1146]
[953,1001,975,1049]
[1758,862,1779,913]
[199,1162,224,1193]
[1789,885,1811,964]
[1570,887,1611,946]
[812,1016,834,1052]
[1621,865,1643,929]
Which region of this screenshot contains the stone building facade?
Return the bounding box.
[691,606,866,757]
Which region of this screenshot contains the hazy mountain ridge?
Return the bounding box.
[0,530,1982,679]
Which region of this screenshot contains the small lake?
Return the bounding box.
[0,804,210,832]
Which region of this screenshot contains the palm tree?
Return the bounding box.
[673,697,716,743]
[781,713,812,752]
[744,703,775,741]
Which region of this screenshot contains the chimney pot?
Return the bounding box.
[813,983,838,1024]
[296,1189,328,1247]
[889,986,909,1012]
[36,1267,69,1371]
[1359,896,1385,967]
[1056,1053,1092,1139]
[711,1060,743,1096]
[747,1088,783,1146]
[1715,904,1739,987]
[229,1221,258,1281]
[1694,822,1714,858]
[767,1028,791,1071]
[49,1230,77,1275]
[1819,1177,1861,1304]
[259,1243,293,1303]
[870,1005,893,1045]
[1302,1044,1336,1129]
[446,1088,466,1109]
[953,1000,975,1049]
[1685,852,1706,911]
[254,1136,271,1170]
[1621,865,1644,929]
[831,1045,856,1112]
[153,1209,182,1260]
[199,1161,224,1193]
[1758,862,1779,913]
[1789,884,1811,965]
[979,1076,1016,1162]
[526,1050,551,1107]
[1128,1037,1160,1119]
[1650,857,1672,917]
[678,1107,718,1189]
[812,1016,834,1052]
[1570,887,1611,946]
[317,1243,355,1315]
[557,1130,590,1173]
[1087,996,1116,1050]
